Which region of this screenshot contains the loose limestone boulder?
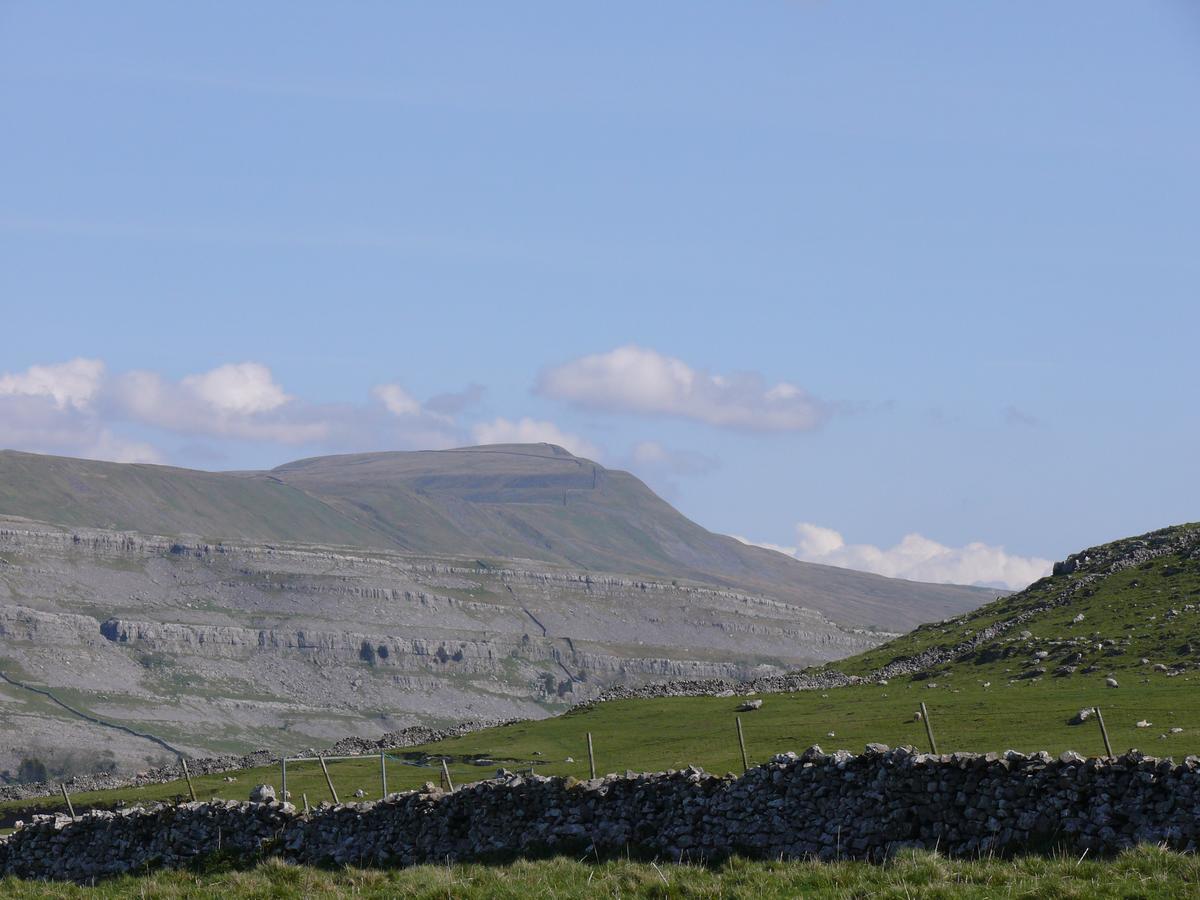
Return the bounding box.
[249,784,276,803]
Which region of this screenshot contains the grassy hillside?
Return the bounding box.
[837,522,1200,680]
[5,674,1196,827]
[0,450,381,546]
[0,445,995,630]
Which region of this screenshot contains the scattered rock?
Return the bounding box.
[736,699,763,711]
[249,784,275,803]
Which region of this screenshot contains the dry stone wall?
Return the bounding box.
[4,745,1199,881]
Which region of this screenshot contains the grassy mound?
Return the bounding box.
[839,522,1200,679]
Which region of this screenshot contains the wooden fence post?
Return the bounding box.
[587,732,596,779]
[280,757,287,802]
[60,783,76,818]
[736,716,749,773]
[181,758,197,802]
[919,702,938,755]
[1094,707,1114,758]
[319,755,339,804]
[380,751,388,797]
[441,758,455,792]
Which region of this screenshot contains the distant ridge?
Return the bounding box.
[0,445,996,630]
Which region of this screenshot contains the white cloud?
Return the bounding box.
[0,358,105,410]
[737,524,1052,591]
[181,362,289,415]
[110,366,327,444]
[0,358,615,467]
[471,417,601,459]
[0,358,482,463]
[0,393,163,466]
[372,383,421,417]
[537,345,826,431]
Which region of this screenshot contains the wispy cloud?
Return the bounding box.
[537,345,827,432]
[0,358,473,465]
[736,524,1051,591]
[1003,405,1043,428]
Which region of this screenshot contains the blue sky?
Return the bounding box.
[2,2,1197,588]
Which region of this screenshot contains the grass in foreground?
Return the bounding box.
[2,847,1198,898]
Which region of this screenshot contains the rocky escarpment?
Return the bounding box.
[0,518,881,772]
[92,617,786,682]
[5,745,1200,880]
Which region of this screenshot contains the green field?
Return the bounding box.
[4,669,1196,825]
[2,848,1199,898]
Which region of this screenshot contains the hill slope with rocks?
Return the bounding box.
[0,445,998,780]
[836,522,1200,684]
[559,522,1200,703]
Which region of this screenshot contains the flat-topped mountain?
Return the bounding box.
[0,446,995,631]
[0,445,999,778]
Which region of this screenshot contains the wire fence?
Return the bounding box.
[262,705,1123,808]
[44,702,1130,817]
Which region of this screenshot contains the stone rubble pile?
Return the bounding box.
[3,745,1199,881]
